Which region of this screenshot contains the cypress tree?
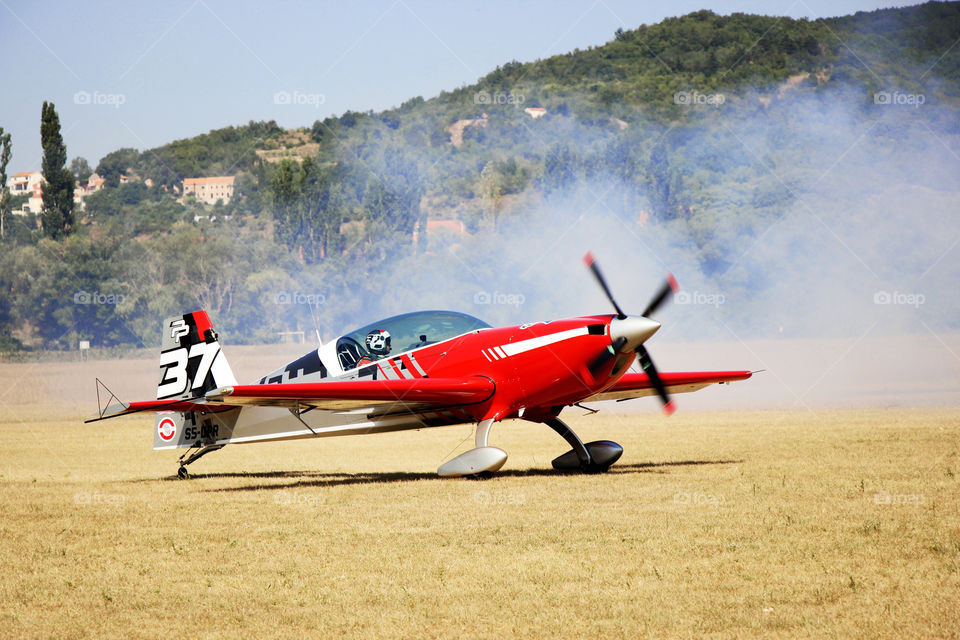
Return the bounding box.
[0,127,11,240]
[40,101,74,239]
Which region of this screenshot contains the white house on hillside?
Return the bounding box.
[6,170,103,214]
[7,171,43,197]
[5,171,44,214]
[182,176,235,205]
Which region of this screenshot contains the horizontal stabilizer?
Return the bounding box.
[85,398,230,423]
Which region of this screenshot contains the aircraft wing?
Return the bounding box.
[584,370,752,403]
[203,377,495,412]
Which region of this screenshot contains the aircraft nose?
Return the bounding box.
[609,315,661,352]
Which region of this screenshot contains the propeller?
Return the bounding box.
[583,252,678,415]
[637,344,674,415]
[642,272,679,318]
[584,251,626,319]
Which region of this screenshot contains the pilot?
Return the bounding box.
[357,329,391,366]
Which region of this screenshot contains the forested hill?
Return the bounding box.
[104,2,960,190]
[3,2,960,352]
[474,4,960,104]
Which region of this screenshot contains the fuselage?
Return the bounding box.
[215,313,636,446]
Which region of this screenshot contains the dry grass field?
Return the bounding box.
[1,358,959,638]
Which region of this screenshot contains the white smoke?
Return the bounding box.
[351,82,960,408]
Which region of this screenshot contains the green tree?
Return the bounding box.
[70,156,93,182]
[0,247,18,351]
[361,148,423,256]
[298,158,346,263]
[386,149,424,252]
[40,101,74,239]
[270,159,301,252]
[645,137,673,220]
[95,148,139,188]
[543,142,577,197]
[8,235,136,347]
[272,158,361,263]
[0,127,11,240]
[291,157,326,264]
[479,160,505,231]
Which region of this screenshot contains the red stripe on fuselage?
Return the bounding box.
[400,354,420,378]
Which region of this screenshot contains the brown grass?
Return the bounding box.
[0,358,958,638]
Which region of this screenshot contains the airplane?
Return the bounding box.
[87,254,751,479]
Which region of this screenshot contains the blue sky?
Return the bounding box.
[0,0,923,172]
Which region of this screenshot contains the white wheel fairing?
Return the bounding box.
[437,447,508,477]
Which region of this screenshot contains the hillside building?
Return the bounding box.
[182,176,235,204]
[7,171,43,199]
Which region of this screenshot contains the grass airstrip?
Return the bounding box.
[0,359,958,637]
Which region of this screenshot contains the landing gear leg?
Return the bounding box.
[437,419,509,477]
[175,444,224,479]
[546,417,622,473]
[546,417,591,470]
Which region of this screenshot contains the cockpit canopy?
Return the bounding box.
[336,310,491,371]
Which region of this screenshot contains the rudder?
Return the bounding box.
[154,311,238,450]
[157,310,237,400]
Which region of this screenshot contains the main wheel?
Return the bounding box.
[177,466,189,479]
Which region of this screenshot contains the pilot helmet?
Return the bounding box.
[365,329,391,356]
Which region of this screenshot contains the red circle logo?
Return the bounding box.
[158,417,177,441]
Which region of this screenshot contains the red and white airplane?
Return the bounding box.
[89,254,751,478]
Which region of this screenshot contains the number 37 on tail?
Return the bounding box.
[88,254,751,479]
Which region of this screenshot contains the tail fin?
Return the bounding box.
[157,310,237,400]
[154,311,239,450]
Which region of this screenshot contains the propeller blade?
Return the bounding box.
[584,252,626,319]
[587,336,627,376]
[583,252,676,416]
[641,273,679,318]
[637,345,675,416]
